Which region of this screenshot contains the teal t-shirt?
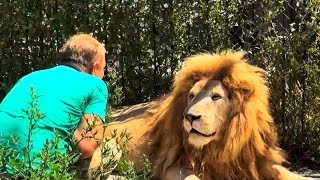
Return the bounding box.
[0,65,108,172]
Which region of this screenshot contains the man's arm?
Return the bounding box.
[73,114,105,159]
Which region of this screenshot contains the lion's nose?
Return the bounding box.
[184,113,201,123]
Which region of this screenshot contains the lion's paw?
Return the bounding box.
[184,175,201,180]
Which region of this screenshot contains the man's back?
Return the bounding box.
[0,65,108,171]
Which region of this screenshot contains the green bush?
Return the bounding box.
[0,78,151,179]
[0,87,79,179]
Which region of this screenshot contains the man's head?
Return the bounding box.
[58,34,106,79]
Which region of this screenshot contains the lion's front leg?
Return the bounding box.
[164,165,200,180]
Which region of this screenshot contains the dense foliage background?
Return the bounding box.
[0,0,319,168]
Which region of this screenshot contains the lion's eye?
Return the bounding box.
[189,94,195,101]
[211,94,222,101]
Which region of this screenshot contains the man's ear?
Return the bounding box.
[90,61,98,74]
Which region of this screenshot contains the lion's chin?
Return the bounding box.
[183,120,216,148]
[187,132,215,148]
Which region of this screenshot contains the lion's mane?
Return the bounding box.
[147,51,286,179]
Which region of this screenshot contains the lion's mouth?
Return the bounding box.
[190,128,216,137]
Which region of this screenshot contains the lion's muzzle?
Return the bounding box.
[184,112,201,124]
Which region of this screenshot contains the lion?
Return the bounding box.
[83,51,312,180]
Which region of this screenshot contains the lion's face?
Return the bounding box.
[183,78,232,148]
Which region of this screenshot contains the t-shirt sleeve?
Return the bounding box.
[84,79,108,122]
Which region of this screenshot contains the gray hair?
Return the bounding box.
[58,34,106,72]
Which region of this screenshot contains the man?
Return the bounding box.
[0,34,108,175]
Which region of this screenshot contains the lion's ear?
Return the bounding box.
[237,88,254,102]
[230,89,253,114]
[227,79,254,103]
[224,74,255,100]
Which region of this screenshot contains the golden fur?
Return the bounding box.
[85,51,311,180]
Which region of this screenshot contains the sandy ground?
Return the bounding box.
[294,168,320,179]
